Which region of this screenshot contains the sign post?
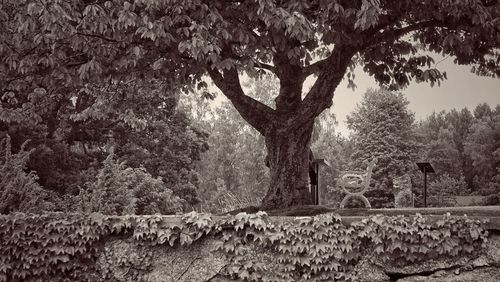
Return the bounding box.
[416,162,435,207]
[311,159,331,205]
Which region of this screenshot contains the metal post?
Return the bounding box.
[311,159,330,205]
[423,166,427,208]
[315,162,320,205]
[416,162,434,208]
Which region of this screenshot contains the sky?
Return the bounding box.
[328,57,500,136]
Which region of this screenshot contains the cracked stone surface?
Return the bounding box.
[379,255,471,276]
[98,238,227,282]
[352,258,390,282]
[144,239,227,282]
[358,234,500,282]
[97,233,500,282]
[485,234,500,266]
[396,267,500,282]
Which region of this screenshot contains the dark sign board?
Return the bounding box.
[416,162,435,174]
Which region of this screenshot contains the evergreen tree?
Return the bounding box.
[347,88,419,208]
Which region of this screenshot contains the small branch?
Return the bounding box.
[76,32,119,43]
[361,19,440,49]
[302,58,329,77]
[434,55,450,66]
[254,61,276,73]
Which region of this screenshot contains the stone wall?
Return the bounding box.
[96,214,500,282]
[3,208,499,282]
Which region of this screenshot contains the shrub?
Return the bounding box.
[0,136,58,214]
[74,151,183,215]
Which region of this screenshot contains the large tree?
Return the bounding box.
[1,0,499,209]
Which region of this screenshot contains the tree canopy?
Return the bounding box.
[1,0,499,209]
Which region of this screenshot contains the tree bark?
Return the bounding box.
[260,118,315,209]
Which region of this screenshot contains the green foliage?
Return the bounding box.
[0,211,488,282]
[74,151,183,215]
[0,136,58,214]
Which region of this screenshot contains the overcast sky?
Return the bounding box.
[327,57,500,136]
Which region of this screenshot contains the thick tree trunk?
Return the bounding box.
[207,47,354,210]
[261,120,314,209]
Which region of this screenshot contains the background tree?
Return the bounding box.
[1,79,208,211]
[1,0,498,209]
[444,108,475,187]
[427,173,470,207]
[311,109,351,206]
[412,104,499,204]
[347,88,419,208]
[464,104,500,195]
[194,101,269,213]
[185,75,278,212]
[424,128,462,178]
[482,169,500,205]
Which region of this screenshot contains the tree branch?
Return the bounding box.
[76,32,119,43]
[206,67,275,135]
[254,61,276,73]
[302,58,330,77]
[300,48,355,122]
[361,19,440,49]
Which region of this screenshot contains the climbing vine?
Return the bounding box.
[0,211,488,282]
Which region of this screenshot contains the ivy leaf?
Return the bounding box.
[179,232,193,246]
[374,244,384,254]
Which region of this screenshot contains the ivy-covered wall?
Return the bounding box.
[1,212,499,282]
